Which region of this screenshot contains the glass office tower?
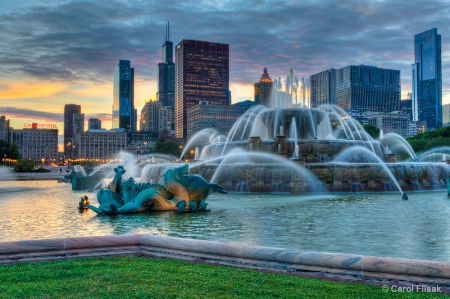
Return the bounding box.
[113,60,135,131]
[335,65,400,113]
[412,28,442,130]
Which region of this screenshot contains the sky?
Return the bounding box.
[0,0,449,137]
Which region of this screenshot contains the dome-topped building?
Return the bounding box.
[259,67,273,83]
[254,67,273,107]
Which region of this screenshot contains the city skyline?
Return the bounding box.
[0,0,449,132]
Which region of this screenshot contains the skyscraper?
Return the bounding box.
[140,100,172,132]
[310,69,336,108]
[254,67,273,107]
[186,101,242,140]
[157,22,175,110]
[113,60,135,131]
[0,116,10,142]
[412,28,442,130]
[175,40,230,139]
[64,104,81,157]
[335,65,400,113]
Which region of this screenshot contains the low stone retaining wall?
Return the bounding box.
[0,172,64,181]
[0,234,449,289]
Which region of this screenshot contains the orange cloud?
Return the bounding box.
[0,79,68,100]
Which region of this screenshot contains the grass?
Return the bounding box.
[0,256,446,298]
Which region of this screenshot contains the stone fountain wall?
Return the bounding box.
[192,162,450,194]
[204,139,385,162]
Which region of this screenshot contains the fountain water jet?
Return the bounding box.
[332,146,403,194]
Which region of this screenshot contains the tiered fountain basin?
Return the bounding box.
[173,106,450,194]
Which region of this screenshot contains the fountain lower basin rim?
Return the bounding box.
[0,234,449,287]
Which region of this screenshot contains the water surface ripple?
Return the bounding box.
[1,181,449,262]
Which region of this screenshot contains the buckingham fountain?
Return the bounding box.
[133,104,450,198]
[2,70,450,265]
[73,69,450,209]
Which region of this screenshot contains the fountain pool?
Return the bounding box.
[1,180,450,263]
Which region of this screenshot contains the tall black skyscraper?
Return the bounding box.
[412,28,442,130]
[175,40,230,139]
[64,104,81,157]
[157,22,175,110]
[113,60,135,131]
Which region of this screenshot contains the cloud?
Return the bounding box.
[85,113,111,122]
[0,107,63,122]
[0,106,113,121]
[0,0,449,105]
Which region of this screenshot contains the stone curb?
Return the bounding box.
[0,234,449,288]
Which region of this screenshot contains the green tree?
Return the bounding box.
[0,140,21,160]
[14,159,35,172]
[152,141,182,157]
[362,124,380,139]
[407,126,450,153]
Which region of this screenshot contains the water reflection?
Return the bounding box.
[0,180,449,262]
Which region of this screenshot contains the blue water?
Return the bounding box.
[1,180,449,262]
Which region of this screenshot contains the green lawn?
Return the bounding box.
[0,256,446,298]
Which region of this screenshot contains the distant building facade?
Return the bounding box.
[140,100,172,132]
[10,129,23,155]
[310,68,336,108]
[127,131,159,155]
[412,28,442,130]
[366,112,410,138]
[442,103,450,126]
[175,40,230,139]
[0,116,10,142]
[400,100,412,121]
[416,121,427,134]
[408,122,417,137]
[400,92,413,121]
[74,129,127,160]
[233,100,256,113]
[88,118,102,130]
[64,104,81,157]
[186,101,242,139]
[18,125,58,164]
[335,65,400,113]
[113,60,135,131]
[157,22,175,112]
[254,67,273,107]
[73,113,85,136]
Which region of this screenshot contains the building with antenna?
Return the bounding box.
[157,21,175,112]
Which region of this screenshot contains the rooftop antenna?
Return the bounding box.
[166,21,171,42]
